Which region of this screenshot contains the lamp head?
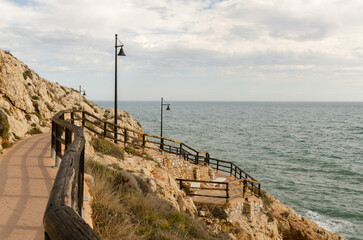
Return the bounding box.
[83,92,86,96]
[118,46,126,56]
[166,105,170,111]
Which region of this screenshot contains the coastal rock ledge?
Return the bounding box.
[0,49,346,240]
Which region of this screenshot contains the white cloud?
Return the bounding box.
[1,0,363,101]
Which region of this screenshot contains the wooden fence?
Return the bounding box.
[43,110,100,239]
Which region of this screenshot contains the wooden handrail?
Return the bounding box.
[44,110,100,239]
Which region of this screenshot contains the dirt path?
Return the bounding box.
[0,133,57,240]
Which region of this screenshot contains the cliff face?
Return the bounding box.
[0,49,142,151]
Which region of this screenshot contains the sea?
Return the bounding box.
[94,101,362,240]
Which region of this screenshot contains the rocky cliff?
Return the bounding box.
[0,49,142,151]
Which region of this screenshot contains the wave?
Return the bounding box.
[301,210,353,237]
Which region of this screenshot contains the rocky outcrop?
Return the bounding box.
[0,49,142,151]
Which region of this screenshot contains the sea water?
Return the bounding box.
[94,101,363,240]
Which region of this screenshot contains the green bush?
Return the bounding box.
[0,110,10,140]
[91,137,124,159]
[3,108,10,116]
[27,127,42,135]
[31,95,40,100]
[45,102,54,112]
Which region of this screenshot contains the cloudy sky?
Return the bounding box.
[1,0,363,101]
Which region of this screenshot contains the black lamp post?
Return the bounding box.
[114,34,126,143]
[160,97,170,150]
[79,85,86,96]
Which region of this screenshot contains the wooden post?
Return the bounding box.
[230,162,233,176]
[71,112,74,124]
[160,138,164,151]
[55,124,62,167]
[226,183,229,203]
[50,121,56,158]
[124,129,127,147]
[142,134,146,150]
[243,179,247,197]
[65,128,72,150]
[205,152,210,166]
[179,143,183,159]
[103,122,107,138]
[217,160,219,171]
[82,112,85,127]
[258,184,261,197]
[179,180,183,190]
[196,152,199,165]
[77,146,85,216]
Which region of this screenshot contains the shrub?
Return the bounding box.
[3,108,10,116]
[27,127,42,135]
[25,114,31,121]
[13,132,20,140]
[31,95,40,100]
[2,140,12,149]
[0,110,10,140]
[260,190,273,210]
[280,211,290,218]
[45,102,54,112]
[91,137,124,159]
[4,50,13,56]
[266,211,274,222]
[23,69,33,80]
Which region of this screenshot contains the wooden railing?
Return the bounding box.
[44,109,261,239]
[43,110,100,239]
[175,178,260,203]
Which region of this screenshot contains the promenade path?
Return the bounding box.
[0,133,57,240]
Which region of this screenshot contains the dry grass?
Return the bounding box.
[91,137,124,159]
[86,159,220,240]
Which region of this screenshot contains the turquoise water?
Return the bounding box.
[95,101,363,240]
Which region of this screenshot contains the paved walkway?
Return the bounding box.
[0,133,57,240]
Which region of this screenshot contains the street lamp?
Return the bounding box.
[79,85,86,96]
[160,97,170,150]
[114,34,126,144]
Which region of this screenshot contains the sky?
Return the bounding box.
[1,0,363,101]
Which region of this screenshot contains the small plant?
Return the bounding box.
[34,112,42,120]
[91,137,124,159]
[2,140,13,149]
[23,69,33,80]
[260,190,273,210]
[45,102,54,112]
[13,132,20,140]
[31,123,37,127]
[3,108,10,116]
[280,211,290,218]
[27,82,31,86]
[27,127,42,135]
[31,95,40,100]
[4,50,13,56]
[0,110,10,140]
[266,211,274,222]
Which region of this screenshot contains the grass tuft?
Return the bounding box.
[27,127,42,135]
[91,137,124,159]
